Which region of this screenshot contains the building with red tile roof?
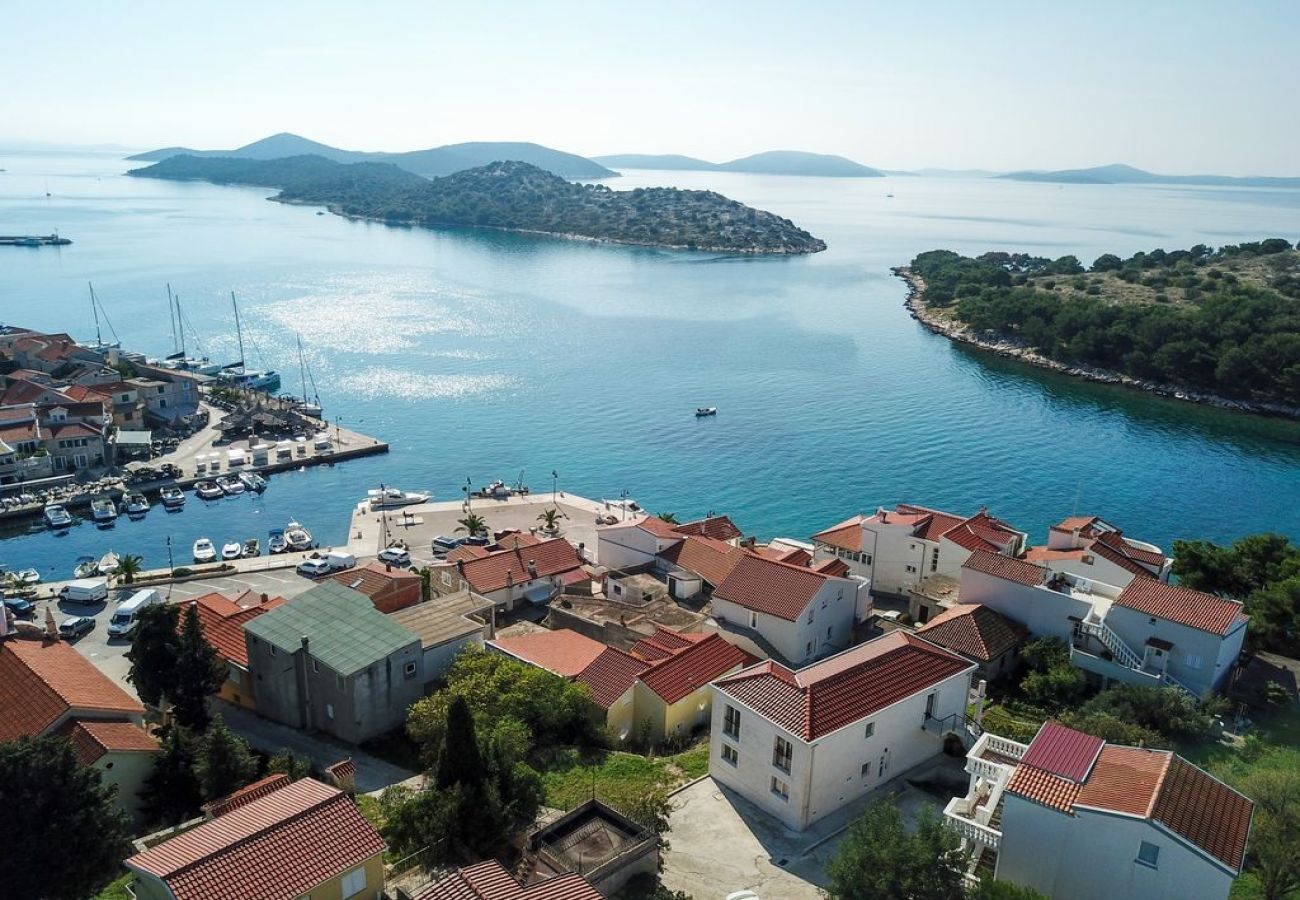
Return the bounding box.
[658,533,748,591]
[946,721,1253,899]
[916,603,1027,678]
[413,859,602,900]
[1113,579,1246,637]
[1029,515,1173,586]
[449,538,587,610]
[126,777,386,900]
[491,629,607,677]
[710,631,975,831]
[186,591,283,709]
[329,562,422,613]
[673,514,743,544]
[203,773,294,818]
[0,636,156,823]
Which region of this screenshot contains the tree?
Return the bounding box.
[1091,253,1123,272]
[1172,534,1300,654]
[971,879,1050,899]
[627,788,674,862]
[417,566,433,602]
[195,718,259,801]
[1239,767,1300,900]
[379,783,461,862]
[825,802,966,900]
[127,602,181,708]
[0,735,132,900]
[171,603,226,731]
[456,513,487,535]
[142,725,203,826]
[436,696,486,790]
[656,512,679,525]
[537,507,562,530]
[267,748,313,780]
[116,553,144,585]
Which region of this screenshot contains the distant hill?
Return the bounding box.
[126,154,826,254]
[125,132,616,179]
[999,163,1300,188]
[594,149,883,177]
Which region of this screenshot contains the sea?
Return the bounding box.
[1,150,1298,580]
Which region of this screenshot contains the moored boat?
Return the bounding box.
[90,497,118,522]
[15,568,41,586]
[44,504,73,529]
[242,538,260,558]
[221,541,243,561]
[284,521,313,552]
[267,529,287,554]
[695,406,717,417]
[195,480,223,500]
[239,471,268,492]
[216,474,246,495]
[193,538,216,564]
[160,485,186,507]
[367,486,431,509]
[98,551,120,575]
[73,556,98,579]
[123,492,150,516]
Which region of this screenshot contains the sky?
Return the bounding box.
[3,0,1298,174]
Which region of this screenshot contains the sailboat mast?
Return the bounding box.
[89,282,103,347]
[176,295,188,358]
[231,291,245,369]
[298,333,308,400]
[167,284,178,355]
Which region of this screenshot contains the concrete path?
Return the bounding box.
[216,701,423,795]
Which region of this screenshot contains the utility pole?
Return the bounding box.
[165,535,175,600]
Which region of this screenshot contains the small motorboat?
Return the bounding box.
[160,485,186,507]
[695,407,717,417]
[239,471,268,493]
[367,486,431,509]
[195,480,223,500]
[242,538,260,558]
[217,474,246,495]
[90,497,118,522]
[268,529,287,554]
[98,551,120,575]
[73,556,98,579]
[193,538,216,564]
[284,521,313,552]
[123,492,150,516]
[44,504,73,528]
[15,568,41,586]
[221,541,243,561]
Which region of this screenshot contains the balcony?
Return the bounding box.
[942,731,1027,855]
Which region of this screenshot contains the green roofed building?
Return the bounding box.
[243,580,423,744]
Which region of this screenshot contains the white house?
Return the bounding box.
[709,631,975,831]
[711,553,865,665]
[945,721,1253,900]
[1025,515,1173,587]
[811,504,1025,599]
[959,550,1247,697]
[596,515,690,569]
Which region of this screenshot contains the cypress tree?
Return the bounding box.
[436,695,485,789]
[171,603,226,731]
[126,603,181,707]
[195,717,258,801]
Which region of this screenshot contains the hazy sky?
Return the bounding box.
[4,0,1297,174]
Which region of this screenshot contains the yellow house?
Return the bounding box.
[491,628,748,745]
[126,777,385,900]
[185,590,284,709]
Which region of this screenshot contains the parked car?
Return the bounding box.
[431,535,461,555]
[378,546,411,567]
[3,596,35,618]
[296,558,332,578]
[58,616,95,639]
[107,589,162,639]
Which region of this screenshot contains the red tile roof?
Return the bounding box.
[188,591,284,668]
[961,550,1046,588]
[204,774,294,818]
[812,515,863,552]
[1020,720,1104,782]
[756,545,811,566]
[714,554,834,621]
[917,604,1027,663]
[1073,745,1171,817]
[1007,765,1081,813]
[458,538,584,594]
[575,647,647,708]
[55,718,157,765]
[1088,538,1158,579]
[496,531,542,550]
[490,630,606,677]
[0,638,144,742]
[1114,579,1246,636]
[634,516,683,538]
[446,544,491,563]
[329,563,422,612]
[714,632,973,741]
[660,535,748,586]
[325,758,357,788]
[943,510,1022,553]
[127,778,385,900]
[46,421,102,440]
[811,558,851,578]
[414,859,603,900]
[637,632,746,704]
[629,627,705,661]
[673,515,743,542]
[1153,757,1253,873]
[1094,529,1167,567]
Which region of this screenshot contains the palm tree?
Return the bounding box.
[456,513,487,536]
[657,512,679,525]
[117,554,144,585]
[538,508,561,531]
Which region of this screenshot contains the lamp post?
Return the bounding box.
[463,476,472,512]
[165,535,175,600]
[551,470,558,503]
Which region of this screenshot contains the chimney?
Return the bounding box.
[527,560,539,579]
[261,593,269,603]
[300,635,310,652]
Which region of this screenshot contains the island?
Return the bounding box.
[998,163,1300,189]
[593,149,884,177]
[126,154,827,254]
[897,240,1300,416]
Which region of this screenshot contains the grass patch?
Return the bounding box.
[94,873,134,900]
[539,743,708,814]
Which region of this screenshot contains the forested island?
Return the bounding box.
[900,240,1300,415]
[126,154,826,253]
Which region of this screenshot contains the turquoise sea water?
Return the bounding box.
[0,151,1297,579]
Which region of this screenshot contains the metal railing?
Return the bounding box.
[1080,619,1143,670]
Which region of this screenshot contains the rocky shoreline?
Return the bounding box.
[893,266,1300,420]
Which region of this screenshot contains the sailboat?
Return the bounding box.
[217,291,281,393]
[83,283,121,352]
[289,333,322,417]
[159,285,221,375]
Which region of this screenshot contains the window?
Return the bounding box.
[826,625,833,640]
[723,705,741,739]
[404,660,417,677]
[1137,841,1160,869]
[311,659,319,673]
[864,553,873,566]
[773,736,792,772]
[441,572,452,587]
[326,703,335,719]
[861,762,871,777]
[864,722,875,739]
[905,564,918,574]
[930,547,939,572]
[749,611,758,628]
[1184,652,1203,669]
[341,866,367,897]
[721,744,738,766]
[770,776,789,801]
[807,608,814,624]
[924,692,937,720]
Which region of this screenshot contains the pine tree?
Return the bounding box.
[171,603,226,731]
[0,735,132,900]
[126,603,181,707]
[436,695,485,789]
[195,717,259,802]
[142,726,203,826]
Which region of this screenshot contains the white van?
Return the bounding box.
[58,578,109,605]
[107,589,162,638]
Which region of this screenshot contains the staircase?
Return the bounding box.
[1080,618,1142,670]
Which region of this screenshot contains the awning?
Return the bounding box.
[558,568,589,586]
[115,430,153,445]
[525,584,555,605]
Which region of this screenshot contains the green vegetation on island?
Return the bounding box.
[128,154,827,253]
[906,240,1300,411]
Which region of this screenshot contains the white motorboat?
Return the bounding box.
[123,492,150,516]
[98,551,119,575]
[242,538,261,558]
[195,480,223,500]
[90,497,118,522]
[601,498,643,514]
[367,486,430,509]
[284,521,313,552]
[695,406,717,417]
[193,538,217,564]
[221,541,243,561]
[239,471,268,492]
[216,474,246,495]
[268,529,287,554]
[44,504,73,528]
[73,556,98,579]
[15,568,41,586]
[160,486,186,507]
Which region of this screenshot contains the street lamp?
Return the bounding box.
[165,535,175,600]
[463,476,473,512]
[552,470,558,503]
